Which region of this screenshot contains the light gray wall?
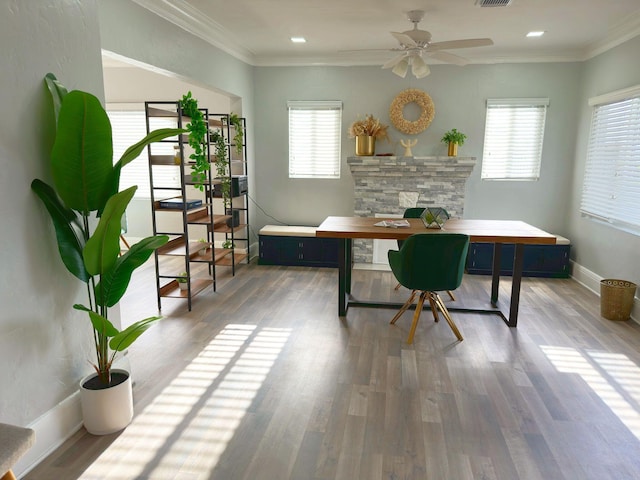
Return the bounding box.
[0,0,104,426]
[253,62,582,235]
[567,35,640,286]
[103,66,232,240]
[99,0,256,240]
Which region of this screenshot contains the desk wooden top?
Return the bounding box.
[316,216,556,245]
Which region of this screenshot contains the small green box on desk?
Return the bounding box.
[466,235,570,278]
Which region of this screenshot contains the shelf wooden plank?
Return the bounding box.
[217,252,248,266]
[187,210,228,227]
[159,278,212,298]
[214,223,248,234]
[146,106,222,127]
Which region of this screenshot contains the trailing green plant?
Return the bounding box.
[179,91,209,190]
[31,74,183,385]
[441,128,467,146]
[226,112,244,157]
[222,240,234,249]
[177,272,188,284]
[210,129,231,210]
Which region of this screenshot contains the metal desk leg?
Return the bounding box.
[338,238,350,316]
[507,243,525,327]
[491,243,502,305]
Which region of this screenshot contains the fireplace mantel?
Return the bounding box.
[347,155,476,262]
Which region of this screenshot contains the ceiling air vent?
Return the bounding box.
[475,0,512,7]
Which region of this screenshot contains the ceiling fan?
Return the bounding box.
[380,10,493,78]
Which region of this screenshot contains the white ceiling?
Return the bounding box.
[129,0,640,67]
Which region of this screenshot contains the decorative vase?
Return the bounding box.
[355,135,375,156]
[447,142,458,157]
[79,368,133,435]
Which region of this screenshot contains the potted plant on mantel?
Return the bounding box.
[441,128,467,157]
[31,74,184,435]
[348,114,390,156]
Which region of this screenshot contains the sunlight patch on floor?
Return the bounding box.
[80,324,290,479]
[541,345,640,440]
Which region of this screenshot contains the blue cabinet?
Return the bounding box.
[466,243,570,278]
[259,235,339,268]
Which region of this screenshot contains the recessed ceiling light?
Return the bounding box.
[526,31,545,37]
[290,37,306,43]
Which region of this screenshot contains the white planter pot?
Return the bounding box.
[79,368,133,435]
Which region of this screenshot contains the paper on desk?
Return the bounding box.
[374,220,410,228]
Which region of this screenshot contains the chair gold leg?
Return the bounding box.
[390,290,417,324]
[447,290,456,302]
[2,470,17,480]
[427,292,440,322]
[407,291,427,344]
[394,282,402,291]
[433,293,463,341]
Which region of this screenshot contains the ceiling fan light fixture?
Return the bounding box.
[526,31,545,37]
[391,58,409,78]
[290,36,306,43]
[411,56,430,79]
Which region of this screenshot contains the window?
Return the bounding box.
[107,108,178,198]
[580,85,640,234]
[288,100,342,178]
[481,98,549,180]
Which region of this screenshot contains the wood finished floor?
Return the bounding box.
[26,261,640,480]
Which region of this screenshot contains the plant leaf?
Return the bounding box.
[51,90,113,214]
[84,187,135,277]
[109,316,162,351]
[117,128,185,169]
[73,304,119,337]
[96,235,169,307]
[31,179,89,282]
[44,73,68,123]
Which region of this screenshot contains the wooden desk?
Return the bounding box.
[316,216,557,327]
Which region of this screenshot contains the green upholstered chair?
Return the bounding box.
[388,233,469,344]
[394,207,456,302]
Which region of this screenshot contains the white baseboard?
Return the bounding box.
[13,392,83,478]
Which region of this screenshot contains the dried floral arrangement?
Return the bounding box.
[348,114,390,141]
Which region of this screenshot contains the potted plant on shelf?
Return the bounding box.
[441,128,467,157]
[31,74,182,435]
[348,114,389,156]
[177,272,189,290]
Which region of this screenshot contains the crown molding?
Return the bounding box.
[130,0,256,65]
[582,10,640,60]
[130,0,639,68]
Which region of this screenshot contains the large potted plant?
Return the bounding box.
[31,74,184,435]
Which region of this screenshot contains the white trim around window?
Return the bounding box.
[580,84,640,235]
[288,100,342,179]
[481,98,549,181]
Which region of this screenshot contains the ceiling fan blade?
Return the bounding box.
[391,31,418,47]
[382,53,408,69]
[428,51,470,66]
[427,38,493,51]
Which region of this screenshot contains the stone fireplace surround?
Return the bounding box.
[347,155,476,263]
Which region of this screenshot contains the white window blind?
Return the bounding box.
[107,109,179,198]
[481,98,548,180]
[580,85,640,234]
[288,100,342,179]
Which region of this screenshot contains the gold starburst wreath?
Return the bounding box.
[389,89,435,135]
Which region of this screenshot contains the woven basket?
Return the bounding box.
[600,279,636,321]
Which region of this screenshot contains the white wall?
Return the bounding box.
[0,0,104,459]
[567,35,640,287]
[252,62,582,234]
